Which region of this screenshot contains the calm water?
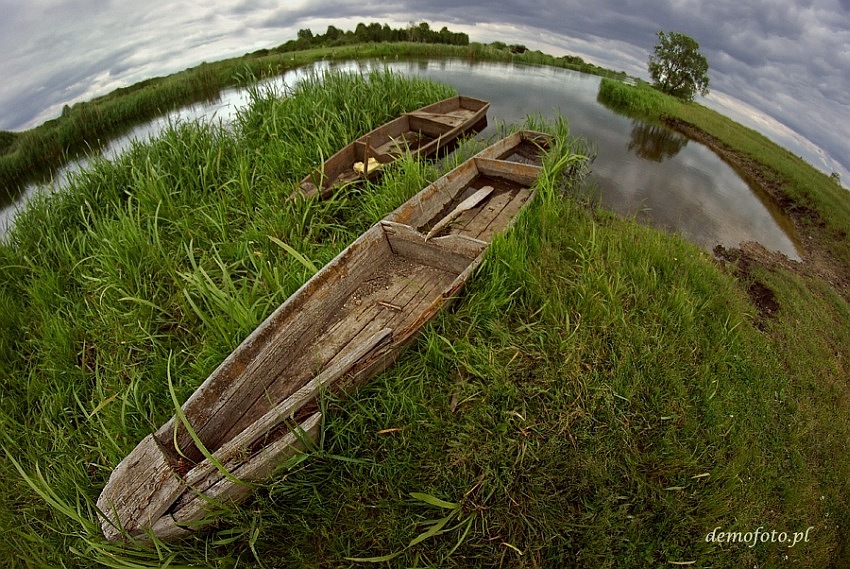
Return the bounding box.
[1,59,802,259]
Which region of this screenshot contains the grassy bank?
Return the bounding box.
[1,69,849,567]
[598,77,850,566]
[598,78,850,266]
[0,38,623,200]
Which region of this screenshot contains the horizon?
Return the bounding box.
[1,3,848,181]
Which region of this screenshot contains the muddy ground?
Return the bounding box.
[663,116,850,317]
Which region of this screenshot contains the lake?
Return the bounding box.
[0,58,802,260]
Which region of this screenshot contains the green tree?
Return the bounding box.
[648,31,710,101]
[325,25,342,41]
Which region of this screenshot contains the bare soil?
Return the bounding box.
[663,116,850,317]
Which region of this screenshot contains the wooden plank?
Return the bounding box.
[392,251,485,346]
[159,327,393,536]
[382,224,474,274]
[97,434,187,541]
[385,156,479,228]
[458,190,516,239]
[408,111,466,128]
[151,412,323,542]
[425,186,494,240]
[373,131,427,155]
[322,264,458,398]
[430,233,489,256]
[476,187,535,242]
[475,131,550,161]
[306,261,448,374]
[305,262,420,367]
[191,327,392,481]
[155,226,391,461]
[258,261,445,409]
[381,222,486,269]
[474,158,542,187]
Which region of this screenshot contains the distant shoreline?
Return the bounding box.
[0,35,623,199]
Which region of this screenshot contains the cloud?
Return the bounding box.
[0,0,847,178]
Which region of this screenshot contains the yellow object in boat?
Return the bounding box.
[353,157,382,174]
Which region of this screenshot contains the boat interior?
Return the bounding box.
[160,143,548,469]
[97,132,551,540]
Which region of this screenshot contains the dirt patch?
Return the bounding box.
[350,255,416,300]
[748,280,780,317]
[665,116,850,304]
[714,244,780,322]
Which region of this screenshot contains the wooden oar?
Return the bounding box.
[425,186,494,241]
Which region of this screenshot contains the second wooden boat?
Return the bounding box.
[294,95,489,199]
[97,130,551,542]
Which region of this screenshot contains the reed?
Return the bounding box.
[597,77,677,118]
[1,71,847,568]
[1,38,628,199]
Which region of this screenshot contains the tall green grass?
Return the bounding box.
[1,39,626,200]
[597,78,680,119]
[0,70,454,567]
[0,70,846,568]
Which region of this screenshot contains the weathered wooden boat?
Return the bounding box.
[96,130,552,542]
[294,95,489,199]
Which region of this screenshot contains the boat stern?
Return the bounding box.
[96,434,185,542]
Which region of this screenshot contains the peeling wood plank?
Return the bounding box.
[384,235,472,274]
[198,328,392,478]
[476,187,535,242]
[474,158,542,186]
[97,434,187,541]
[459,190,517,239]
[151,412,323,542]
[425,185,494,240]
[158,327,393,537]
[386,160,479,229]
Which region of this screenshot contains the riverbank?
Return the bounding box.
[1,68,849,567]
[598,78,850,283]
[0,39,623,199]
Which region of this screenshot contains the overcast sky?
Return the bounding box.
[1,1,848,179]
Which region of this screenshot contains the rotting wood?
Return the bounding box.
[382,224,478,274]
[477,187,535,242]
[97,434,191,542]
[161,227,392,459]
[97,131,553,543]
[426,185,494,241]
[458,188,517,239]
[178,328,392,494]
[294,95,489,200]
[151,412,323,542]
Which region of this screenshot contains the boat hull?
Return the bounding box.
[295,95,489,199]
[97,130,551,542]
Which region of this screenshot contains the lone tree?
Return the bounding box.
[648,31,710,101]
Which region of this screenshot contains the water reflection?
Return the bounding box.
[1,59,803,260]
[627,121,689,162]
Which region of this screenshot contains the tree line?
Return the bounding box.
[272,22,470,53]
